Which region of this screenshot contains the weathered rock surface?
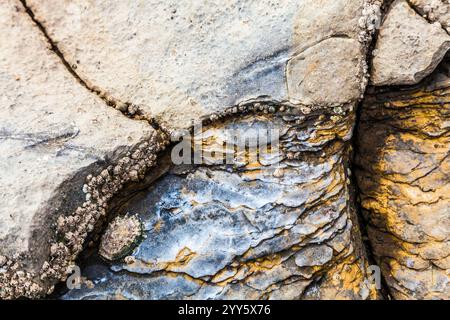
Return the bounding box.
[409,0,450,32]
[61,106,380,300]
[0,0,385,300]
[371,0,450,86]
[356,58,450,299]
[287,38,364,106]
[25,0,374,132]
[0,0,164,299]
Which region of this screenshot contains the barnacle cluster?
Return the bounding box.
[203,99,354,127]
[0,131,169,299]
[358,0,384,95]
[0,254,44,298]
[206,100,290,124]
[91,88,142,118]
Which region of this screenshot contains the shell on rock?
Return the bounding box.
[98,214,143,261]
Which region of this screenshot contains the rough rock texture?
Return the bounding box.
[98,215,143,261]
[25,0,374,132]
[0,0,166,299]
[371,0,450,86]
[356,58,450,299]
[62,106,380,300]
[409,0,450,32]
[287,38,364,106]
[0,0,385,300]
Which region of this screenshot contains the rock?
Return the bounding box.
[286,0,380,105]
[1,0,384,300]
[371,0,450,86]
[286,38,364,106]
[99,215,143,261]
[356,58,450,299]
[0,0,164,299]
[409,0,450,32]
[25,0,374,131]
[0,255,6,267]
[61,106,380,300]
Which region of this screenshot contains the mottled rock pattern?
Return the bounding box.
[372,0,450,86]
[0,0,166,299]
[356,59,450,299]
[25,0,375,132]
[62,106,380,300]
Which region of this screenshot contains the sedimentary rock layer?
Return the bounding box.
[62,105,380,300]
[355,59,450,299]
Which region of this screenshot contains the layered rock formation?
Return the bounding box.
[356,0,449,300]
[62,106,379,300]
[1,0,448,300]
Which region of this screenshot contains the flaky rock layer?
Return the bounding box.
[62,105,380,300]
[356,59,450,300]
